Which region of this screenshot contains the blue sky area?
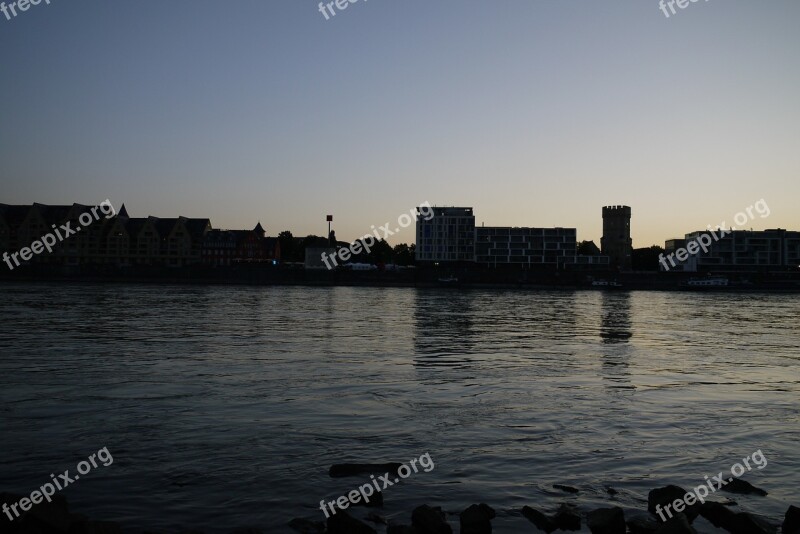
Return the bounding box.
[1,0,798,246]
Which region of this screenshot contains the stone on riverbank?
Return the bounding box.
[698,501,777,534]
[654,513,696,534]
[0,492,122,534]
[326,510,377,534]
[721,478,768,496]
[460,503,495,534]
[627,515,661,534]
[698,502,740,530]
[734,513,777,534]
[647,486,700,522]
[587,506,626,534]
[521,505,556,533]
[783,506,800,534]
[411,505,452,534]
[553,503,581,531]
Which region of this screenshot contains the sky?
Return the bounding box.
[1,0,798,247]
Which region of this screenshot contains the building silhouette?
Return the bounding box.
[0,202,211,268]
[475,226,578,268]
[601,205,632,270]
[202,223,280,267]
[664,229,800,272]
[415,205,609,269]
[106,207,211,267]
[0,202,280,270]
[415,207,475,263]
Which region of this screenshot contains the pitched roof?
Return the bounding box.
[33,203,74,226]
[185,218,211,240]
[0,204,31,225]
[154,218,181,238]
[124,218,151,237]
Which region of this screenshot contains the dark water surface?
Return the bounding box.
[1,283,798,532]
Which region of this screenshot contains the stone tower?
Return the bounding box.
[601,205,632,270]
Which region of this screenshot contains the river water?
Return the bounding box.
[0,283,798,532]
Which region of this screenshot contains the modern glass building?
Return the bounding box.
[415,207,475,263]
[475,226,577,267]
[668,229,800,272]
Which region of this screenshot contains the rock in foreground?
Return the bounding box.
[411,504,452,534]
[784,506,800,534]
[327,510,377,534]
[721,478,768,496]
[587,506,626,534]
[460,503,495,534]
[521,506,556,533]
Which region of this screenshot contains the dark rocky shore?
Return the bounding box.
[0,493,119,534]
[293,479,798,534]
[280,463,796,534]
[2,480,798,534]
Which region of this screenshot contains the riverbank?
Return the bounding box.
[2,265,800,293]
[2,484,797,533]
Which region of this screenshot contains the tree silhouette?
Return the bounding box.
[278,231,295,262]
[393,243,415,266]
[577,240,601,256]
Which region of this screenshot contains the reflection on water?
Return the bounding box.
[0,284,798,533]
[414,291,475,366]
[414,290,580,370]
[599,292,634,391]
[600,292,633,343]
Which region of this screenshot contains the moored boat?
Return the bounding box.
[682,276,730,289]
[591,280,624,289]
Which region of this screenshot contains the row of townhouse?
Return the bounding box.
[202,223,281,267]
[0,203,280,269]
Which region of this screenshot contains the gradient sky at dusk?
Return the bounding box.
[1,0,798,246]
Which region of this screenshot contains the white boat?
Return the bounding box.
[591,280,623,288]
[344,263,377,271]
[686,276,729,287]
